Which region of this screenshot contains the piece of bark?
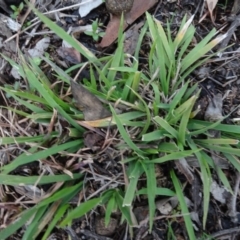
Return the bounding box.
[70,80,111,121]
[99,0,157,48]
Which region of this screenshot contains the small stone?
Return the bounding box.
[105,0,134,15]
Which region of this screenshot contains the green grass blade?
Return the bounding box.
[224,153,240,172]
[23,64,83,130]
[1,140,82,174]
[0,133,57,144]
[153,116,178,139]
[105,195,116,226]
[0,173,82,186]
[189,119,240,134]
[188,140,211,229]
[28,3,99,64]
[115,191,132,225]
[0,86,49,107]
[171,170,196,239]
[129,71,141,103]
[22,205,48,240]
[199,144,240,156]
[141,162,156,232]
[137,187,175,197]
[178,93,198,145]
[110,105,146,155]
[148,149,198,163]
[174,15,194,51]
[42,203,69,240]
[126,87,151,136]
[196,138,239,145]
[123,161,143,207]
[167,82,189,116]
[142,130,166,142]
[39,182,83,207]
[60,197,101,226]
[0,207,38,239]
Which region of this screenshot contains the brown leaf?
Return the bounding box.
[57,47,81,64]
[71,80,111,121]
[99,0,157,48]
[124,22,143,54]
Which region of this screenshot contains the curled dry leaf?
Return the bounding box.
[71,80,111,121]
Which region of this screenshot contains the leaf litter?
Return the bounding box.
[70,80,111,121]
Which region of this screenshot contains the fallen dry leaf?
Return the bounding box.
[99,0,157,48]
[124,22,143,54]
[28,37,50,58]
[71,80,111,121]
[0,13,21,32]
[156,199,173,215]
[206,0,218,24]
[57,47,81,64]
[210,180,231,204]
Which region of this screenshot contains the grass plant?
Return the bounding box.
[0,4,239,240]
